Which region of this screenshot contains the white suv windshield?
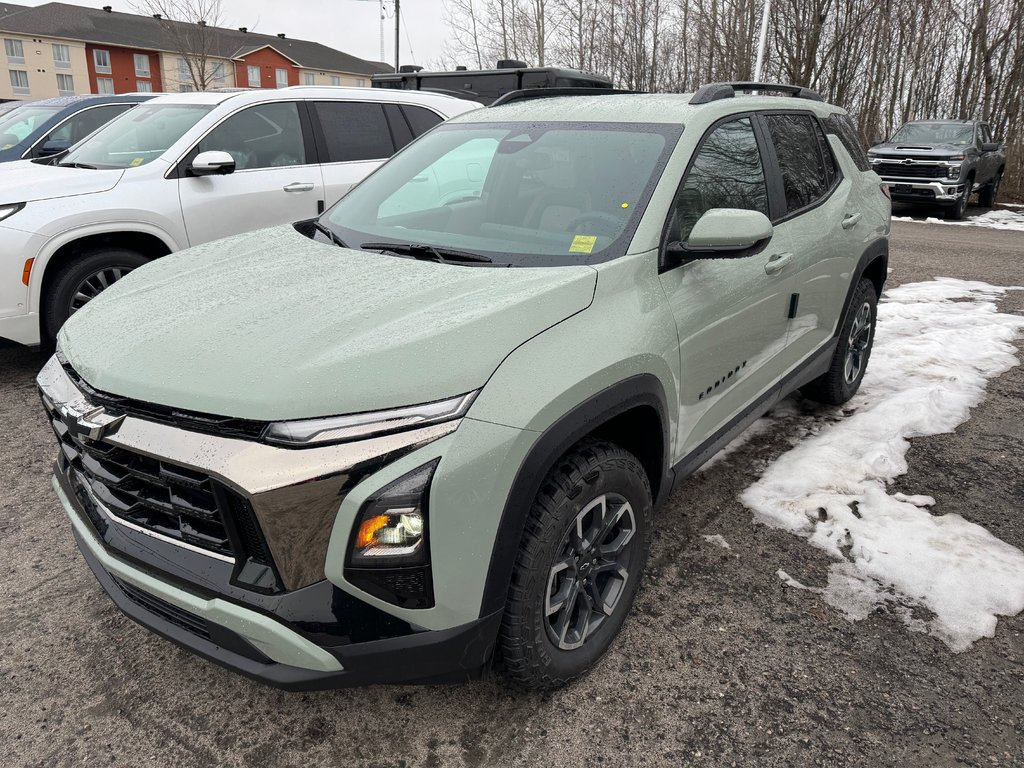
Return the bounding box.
[61,104,213,169]
[891,122,974,145]
[323,121,680,266]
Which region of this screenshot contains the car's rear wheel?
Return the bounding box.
[802,278,878,406]
[44,249,148,339]
[978,171,1002,208]
[500,439,652,690]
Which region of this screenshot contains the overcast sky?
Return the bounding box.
[20,0,451,67]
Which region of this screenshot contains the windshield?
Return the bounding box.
[61,103,212,169]
[0,106,60,148]
[890,122,974,146]
[321,121,679,266]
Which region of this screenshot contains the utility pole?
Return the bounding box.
[394,0,400,70]
[753,0,770,82]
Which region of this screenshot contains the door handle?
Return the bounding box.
[283,182,315,193]
[841,213,862,229]
[764,252,793,275]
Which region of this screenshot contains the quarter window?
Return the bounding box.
[96,77,114,94]
[5,38,24,64]
[93,48,111,73]
[9,69,29,94]
[671,117,769,241]
[134,53,150,77]
[247,65,260,87]
[312,101,393,161]
[52,43,71,68]
[763,113,833,214]
[403,105,443,137]
[196,101,306,170]
[56,73,74,95]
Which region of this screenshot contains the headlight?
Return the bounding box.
[345,460,439,608]
[0,202,25,222]
[264,391,477,447]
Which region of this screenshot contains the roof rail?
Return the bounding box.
[689,81,823,105]
[490,87,639,107]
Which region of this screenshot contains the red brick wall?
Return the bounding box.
[234,46,298,89]
[86,44,162,94]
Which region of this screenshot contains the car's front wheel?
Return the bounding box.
[944,178,972,220]
[500,439,653,690]
[44,248,148,339]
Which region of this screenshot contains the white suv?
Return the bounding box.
[0,87,479,345]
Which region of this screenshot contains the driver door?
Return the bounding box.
[177,101,324,246]
[657,116,796,457]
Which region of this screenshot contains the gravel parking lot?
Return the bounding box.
[1,213,1022,768]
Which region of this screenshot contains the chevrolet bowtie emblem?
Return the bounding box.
[903,158,913,164]
[58,402,126,442]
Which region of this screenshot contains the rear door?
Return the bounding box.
[177,100,324,246]
[757,111,853,369]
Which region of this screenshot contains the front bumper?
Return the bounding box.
[879,179,965,202]
[55,469,501,689]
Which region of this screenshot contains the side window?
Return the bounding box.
[979,124,991,144]
[40,104,132,151]
[813,118,838,188]
[402,105,443,137]
[312,101,394,162]
[764,113,832,214]
[671,117,769,241]
[823,113,870,172]
[196,102,306,170]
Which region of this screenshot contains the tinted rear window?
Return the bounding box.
[402,105,443,137]
[764,113,831,214]
[313,101,394,162]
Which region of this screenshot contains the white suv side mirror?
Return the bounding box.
[190,150,236,176]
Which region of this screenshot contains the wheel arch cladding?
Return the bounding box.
[836,239,888,336]
[478,374,670,618]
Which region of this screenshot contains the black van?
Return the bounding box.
[371,60,613,106]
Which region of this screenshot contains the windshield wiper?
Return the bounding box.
[56,161,97,169]
[313,221,347,248]
[360,241,492,264]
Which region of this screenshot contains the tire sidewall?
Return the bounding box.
[44,249,148,338]
[836,281,877,400]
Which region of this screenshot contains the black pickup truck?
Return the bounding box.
[868,119,1006,219]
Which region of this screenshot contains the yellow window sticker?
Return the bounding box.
[129,157,144,167]
[569,235,597,254]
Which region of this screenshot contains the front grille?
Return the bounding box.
[111,576,211,640]
[45,399,234,557]
[877,162,948,179]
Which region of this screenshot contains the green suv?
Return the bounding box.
[39,82,890,690]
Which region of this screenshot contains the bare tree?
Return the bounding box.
[132,0,227,91]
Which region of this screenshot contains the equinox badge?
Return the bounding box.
[58,402,125,442]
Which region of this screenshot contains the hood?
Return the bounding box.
[868,141,968,157]
[0,161,124,203]
[59,225,598,420]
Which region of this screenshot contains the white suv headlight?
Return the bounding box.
[264,391,478,447]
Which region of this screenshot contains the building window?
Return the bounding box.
[133,53,150,77]
[210,61,225,83]
[136,80,152,92]
[56,73,74,95]
[9,69,28,94]
[247,64,260,87]
[330,75,340,86]
[93,48,111,73]
[179,83,193,92]
[302,72,315,85]
[5,38,24,65]
[356,79,366,87]
[96,77,114,94]
[52,43,71,68]
[275,68,288,88]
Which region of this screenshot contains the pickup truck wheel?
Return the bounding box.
[801,278,877,406]
[978,171,1002,208]
[44,249,148,339]
[944,180,971,220]
[500,439,652,690]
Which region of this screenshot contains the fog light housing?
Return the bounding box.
[345,459,439,608]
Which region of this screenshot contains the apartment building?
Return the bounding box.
[0,2,390,101]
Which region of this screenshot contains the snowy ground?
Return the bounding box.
[892,206,1024,231]
[736,279,1024,652]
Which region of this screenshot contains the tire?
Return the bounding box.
[44,248,149,339]
[499,439,653,690]
[944,177,971,220]
[978,171,1002,208]
[802,278,878,406]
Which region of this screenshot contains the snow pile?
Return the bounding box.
[742,278,1024,651]
[892,207,1024,231]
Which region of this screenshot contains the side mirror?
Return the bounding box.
[37,139,71,157]
[665,208,773,262]
[189,150,236,176]
[982,142,1001,153]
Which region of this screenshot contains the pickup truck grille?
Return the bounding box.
[877,162,948,179]
[45,399,236,558]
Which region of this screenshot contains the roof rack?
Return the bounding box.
[490,87,640,107]
[689,81,823,105]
